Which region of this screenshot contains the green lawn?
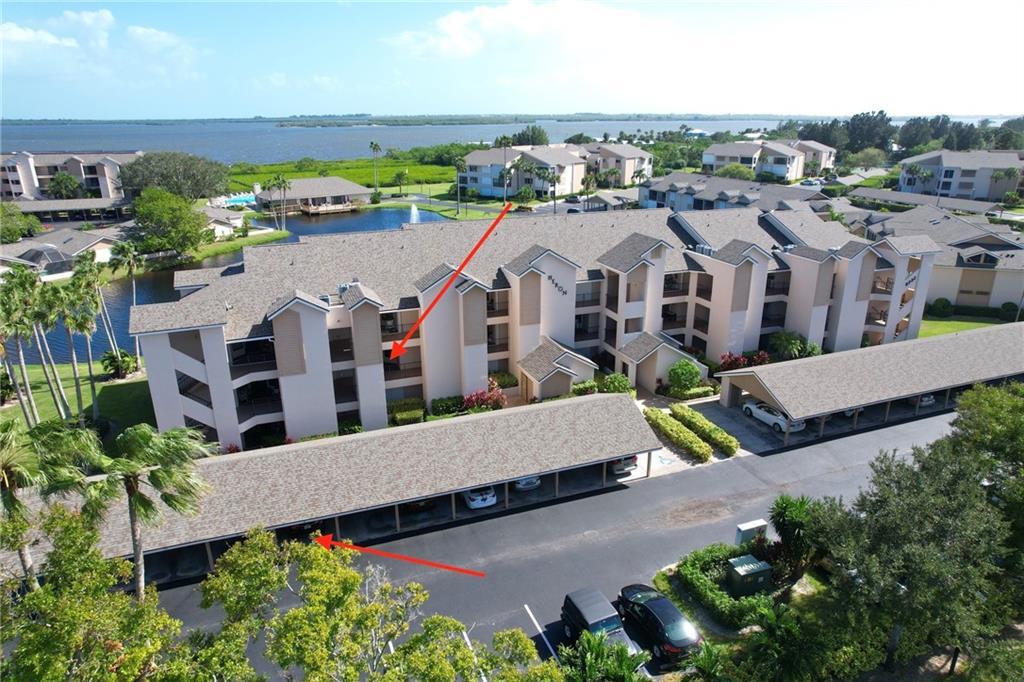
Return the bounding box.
[189,229,290,260]
[919,315,1003,338]
[228,159,454,193]
[1,362,154,432]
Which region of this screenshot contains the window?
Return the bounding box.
[939,181,952,190]
[625,318,643,333]
[904,177,917,187]
[943,169,955,179]
[773,157,788,165]
[739,156,754,165]
[960,170,976,178]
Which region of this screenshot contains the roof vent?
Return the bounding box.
[828,246,840,253]
[783,244,796,252]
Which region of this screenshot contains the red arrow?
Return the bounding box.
[314,534,486,578]
[390,203,513,359]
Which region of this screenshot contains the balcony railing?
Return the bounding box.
[576,296,601,308]
[871,278,894,294]
[329,338,354,362]
[230,350,275,366]
[764,284,790,297]
[662,286,686,298]
[487,340,509,353]
[604,329,617,346]
[693,318,710,334]
[486,305,509,318]
[695,286,712,300]
[384,362,422,380]
[761,315,785,329]
[865,307,889,326]
[229,360,277,380]
[236,399,283,422]
[575,328,599,342]
[333,381,357,404]
[381,323,418,342]
[605,295,618,312]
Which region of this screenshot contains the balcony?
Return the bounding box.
[487,338,509,353]
[380,323,418,342]
[662,274,687,298]
[693,318,710,334]
[329,336,354,362]
[695,286,712,300]
[871,277,894,295]
[764,279,790,297]
[576,295,601,308]
[384,362,422,381]
[865,306,889,326]
[575,327,599,342]
[333,378,357,404]
[761,315,785,329]
[229,360,277,380]
[605,295,618,312]
[486,304,509,318]
[236,398,283,423]
[487,291,510,318]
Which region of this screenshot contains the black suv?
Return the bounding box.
[561,587,640,655]
[617,584,701,665]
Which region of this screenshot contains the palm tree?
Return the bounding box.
[604,168,621,188]
[1,343,31,426]
[495,135,514,202]
[32,284,71,419]
[392,169,409,196]
[536,167,562,213]
[267,173,292,232]
[582,170,598,198]
[0,419,89,589]
[110,241,143,368]
[70,259,104,421]
[369,141,382,193]
[82,424,213,602]
[631,167,648,185]
[0,266,41,426]
[682,641,729,680]
[453,157,467,215]
[558,630,650,682]
[52,285,86,425]
[73,251,118,357]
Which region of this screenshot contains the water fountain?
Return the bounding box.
[409,203,420,224]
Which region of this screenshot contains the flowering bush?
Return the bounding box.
[463,378,506,410]
[719,352,748,372]
[223,443,242,454]
[746,350,771,366]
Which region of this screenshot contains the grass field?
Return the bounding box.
[189,229,290,260]
[919,315,1003,338]
[1,362,154,432]
[228,158,455,193]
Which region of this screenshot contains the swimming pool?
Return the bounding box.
[223,193,255,206]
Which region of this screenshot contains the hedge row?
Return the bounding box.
[644,408,713,462]
[675,543,773,629]
[337,419,363,435]
[387,397,425,414]
[925,297,1018,321]
[571,379,598,396]
[667,385,716,400]
[431,395,464,416]
[669,404,739,456]
[489,371,518,389]
[394,409,424,426]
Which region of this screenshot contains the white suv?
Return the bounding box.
[742,400,806,433]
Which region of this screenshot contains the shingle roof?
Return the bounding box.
[0,227,119,260]
[11,197,129,212]
[464,148,519,166]
[618,331,685,363]
[718,323,1024,421]
[591,143,652,160]
[255,177,371,201]
[766,209,868,251]
[899,149,1024,171]
[339,281,382,309]
[597,232,669,272]
[675,208,779,252]
[785,245,832,262]
[712,239,767,266]
[413,263,457,292]
[1,394,661,566]
[521,146,586,168]
[518,336,597,382]
[0,150,143,165]
[267,290,329,319]
[849,187,999,214]
[504,244,555,277]
[877,234,943,256]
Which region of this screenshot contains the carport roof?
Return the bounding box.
[717,323,1024,421]
[3,394,660,565]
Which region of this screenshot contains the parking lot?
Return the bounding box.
[693,389,962,454]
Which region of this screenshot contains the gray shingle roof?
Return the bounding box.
[255,177,371,201]
[0,227,119,261]
[1,150,143,165]
[785,245,832,262]
[521,146,586,168]
[11,197,129,212]
[712,239,766,265]
[675,208,779,252]
[877,234,943,256]
[766,209,868,251]
[849,187,999,214]
[1,394,661,566]
[618,331,683,363]
[504,244,554,277]
[413,263,457,291]
[464,148,518,166]
[704,142,763,157]
[717,322,1024,421]
[518,336,597,382]
[267,290,329,319]
[597,232,669,273]
[899,149,1024,171]
[339,281,382,309]
[590,143,652,160]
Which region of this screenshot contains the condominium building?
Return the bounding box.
[859,205,1024,308]
[582,143,654,186]
[0,150,143,201]
[778,139,837,172]
[639,172,825,212]
[898,149,1024,201]
[701,141,806,182]
[130,209,937,449]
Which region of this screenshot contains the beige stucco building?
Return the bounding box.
[1,150,142,201]
[701,141,807,182]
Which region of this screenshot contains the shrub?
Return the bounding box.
[370,191,382,204]
[675,543,774,629]
[999,301,1020,322]
[466,188,480,199]
[463,378,506,410]
[571,379,598,396]
[337,419,363,435]
[394,409,424,426]
[668,359,702,391]
[298,432,334,442]
[431,395,464,416]
[951,303,1003,319]
[0,372,14,405]
[928,297,953,318]
[755,171,782,184]
[223,442,242,454]
[599,372,632,394]
[387,397,425,415]
[669,404,739,455]
[745,350,771,366]
[667,385,716,401]
[1003,190,1021,207]
[644,408,713,462]
[719,352,748,372]
[466,405,492,414]
[100,349,138,379]
[488,370,518,388]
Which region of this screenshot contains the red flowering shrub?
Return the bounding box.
[719,352,748,371]
[463,378,506,410]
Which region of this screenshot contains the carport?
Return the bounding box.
[3,393,661,584]
[718,323,1024,446]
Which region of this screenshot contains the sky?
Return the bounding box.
[1,0,1021,120]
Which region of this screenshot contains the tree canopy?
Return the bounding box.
[0,203,41,243]
[118,151,230,202]
[125,187,212,254]
[714,163,756,180]
[46,171,82,199]
[509,125,550,146]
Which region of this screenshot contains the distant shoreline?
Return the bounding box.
[4,113,1012,127]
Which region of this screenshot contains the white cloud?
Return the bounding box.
[0,22,78,48]
[126,24,203,80]
[50,9,115,49]
[250,72,343,92]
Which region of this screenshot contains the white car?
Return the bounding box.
[514,476,542,491]
[461,486,497,509]
[906,394,936,407]
[842,406,864,418]
[611,455,638,475]
[742,400,806,433]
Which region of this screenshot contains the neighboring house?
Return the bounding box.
[848,187,1000,215]
[201,206,245,239]
[898,149,1024,201]
[130,209,936,449]
[701,141,806,182]
[0,226,122,280]
[518,146,588,197]
[1,150,143,200]
[582,143,654,187]
[255,177,372,215]
[583,188,639,212]
[639,172,825,211]
[834,167,889,186]
[779,139,837,172]
[860,205,1024,309]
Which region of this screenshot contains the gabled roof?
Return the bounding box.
[899,149,1024,171]
[717,323,1024,421]
[597,232,671,273]
[518,336,598,383]
[0,227,120,261]
[255,177,371,201]
[848,187,999,214]
[413,263,458,292]
[266,290,330,320]
[339,281,383,310]
[618,331,687,364]
[521,146,586,168]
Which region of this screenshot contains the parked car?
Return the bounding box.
[565,195,581,203]
[906,393,936,407]
[800,178,823,186]
[514,476,542,491]
[742,400,806,433]
[611,455,638,475]
[461,486,497,509]
[400,499,437,514]
[566,207,582,213]
[617,584,702,664]
[514,205,534,212]
[561,587,641,656]
[842,406,864,418]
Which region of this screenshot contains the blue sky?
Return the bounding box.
[2,1,1020,120]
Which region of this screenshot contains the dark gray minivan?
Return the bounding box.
[561,587,641,655]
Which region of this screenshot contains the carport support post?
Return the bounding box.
[504,482,510,509]
[451,493,457,520]
[394,505,401,533]
[602,462,607,487]
[334,516,341,538]
[914,394,922,416]
[817,417,826,438]
[784,422,791,447]
[646,451,653,478]
[852,409,860,430]
[884,401,891,423]
[204,542,215,571]
[944,387,951,408]
[554,471,560,498]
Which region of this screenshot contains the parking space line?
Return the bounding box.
[461,629,488,682]
[523,603,559,662]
